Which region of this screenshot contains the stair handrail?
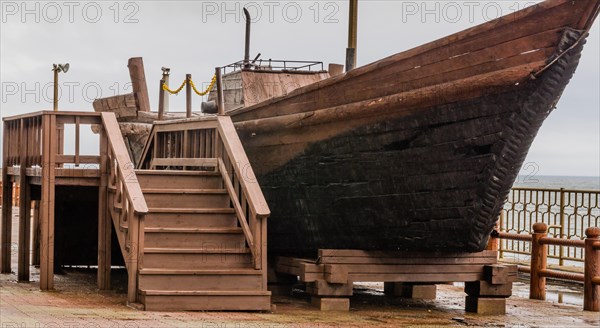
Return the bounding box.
[102,113,148,215]
[216,116,270,219]
[101,112,148,303]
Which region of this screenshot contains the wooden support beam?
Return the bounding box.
[40,114,57,290]
[128,57,151,112]
[18,119,31,281]
[1,120,13,273]
[97,129,111,290]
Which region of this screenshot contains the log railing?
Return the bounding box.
[101,112,148,303]
[137,116,270,271]
[491,223,600,311]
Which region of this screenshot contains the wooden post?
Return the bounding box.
[186,74,192,118]
[1,121,13,273]
[97,129,111,290]
[31,200,40,266]
[128,57,151,112]
[40,114,57,290]
[158,79,165,121]
[530,222,548,300]
[216,67,225,115]
[584,227,600,311]
[18,119,31,281]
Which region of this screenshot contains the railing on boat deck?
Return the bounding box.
[499,188,600,266]
[101,112,148,303]
[137,115,270,271]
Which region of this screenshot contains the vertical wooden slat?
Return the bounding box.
[127,206,139,303]
[31,200,40,266]
[97,128,111,289]
[1,120,13,273]
[18,119,31,281]
[75,116,80,167]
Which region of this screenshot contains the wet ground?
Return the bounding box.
[1,210,599,327]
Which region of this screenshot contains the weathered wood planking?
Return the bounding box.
[228,21,591,255]
[275,250,498,283]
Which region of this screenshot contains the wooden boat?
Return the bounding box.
[213,0,600,256]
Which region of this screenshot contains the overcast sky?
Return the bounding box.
[1,0,599,177]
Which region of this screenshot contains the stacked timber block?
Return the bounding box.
[274,250,516,313]
[464,264,517,315]
[384,282,437,300]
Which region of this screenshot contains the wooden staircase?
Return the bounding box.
[102,113,271,311]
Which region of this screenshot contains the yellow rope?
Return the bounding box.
[162,80,186,95]
[190,74,217,96]
[162,74,217,96]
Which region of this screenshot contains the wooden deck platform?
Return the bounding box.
[1,111,271,311]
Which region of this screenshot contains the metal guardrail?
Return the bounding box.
[499,188,600,266]
[222,59,324,74]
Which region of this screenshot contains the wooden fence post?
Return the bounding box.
[530,222,548,300]
[584,227,600,311]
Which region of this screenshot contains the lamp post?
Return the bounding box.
[52,63,69,111]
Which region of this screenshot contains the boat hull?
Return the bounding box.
[236,29,588,256]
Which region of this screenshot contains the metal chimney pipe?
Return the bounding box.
[243,8,251,68]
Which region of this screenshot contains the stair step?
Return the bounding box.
[145,227,242,233]
[141,290,271,311]
[136,169,222,189]
[138,269,263,291]
[143,252,252,269]
[139,268,261,275]
[144,192,230,208]
[148,208,235,214]
[142,290,271,296]
[135,170,221,176]
[145,211,238,229]
[142,188,227,194]
[144,227,246,248]
[145,247,250,254]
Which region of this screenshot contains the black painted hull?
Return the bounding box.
[236,29,588,257]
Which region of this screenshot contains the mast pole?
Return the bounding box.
[346,0,358,72]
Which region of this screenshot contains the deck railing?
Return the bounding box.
[2,111,103,287]
[499,187,600,266]
[137,116,270,272]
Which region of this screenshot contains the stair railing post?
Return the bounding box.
[584,227,600,311]
[530,222,548,300]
